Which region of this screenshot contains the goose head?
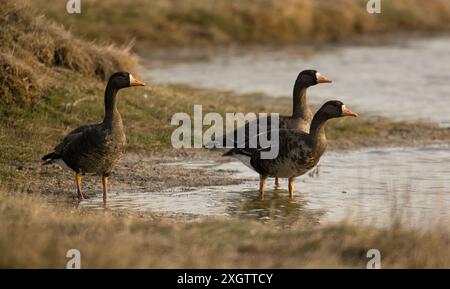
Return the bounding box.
[296,69,332,87]
[108,72,146,89]
[320,100,358,119]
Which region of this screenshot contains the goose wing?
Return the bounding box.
[55,125,96,154]
[206,115,290,149]
[225,129,315,177]
[42,124,99,162]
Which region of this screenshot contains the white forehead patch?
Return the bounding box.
[129,74,134,83]
[341,104,346,111]
[315,72,321,80]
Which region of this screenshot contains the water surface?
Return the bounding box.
[82,145,450,229]
[143,37,450,126]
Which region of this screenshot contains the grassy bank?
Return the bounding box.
[0,191,448,268]
[0,0,138,107]
[28,0,450,51]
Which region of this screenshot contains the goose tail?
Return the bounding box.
[223,148,236,156]
[41,152,60,165]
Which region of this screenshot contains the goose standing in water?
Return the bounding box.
[42,72,145,207]
[225,101,357,198]
[215,69,332,187]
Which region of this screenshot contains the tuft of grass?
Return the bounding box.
[27,0,450,51]
[0,190,448,268]
[0,0,138,107]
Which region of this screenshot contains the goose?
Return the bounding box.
[212,69,332,187]
[225,100,357,198]
[42,72,145,206]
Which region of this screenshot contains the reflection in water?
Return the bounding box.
[227,190,324,228]
[143,36,450,126]
[81,145,450,229]
[81,184,324,227]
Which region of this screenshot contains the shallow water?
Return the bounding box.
[81,145,450,229]
[143,36,450,126]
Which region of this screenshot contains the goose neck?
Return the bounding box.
[309,112,329,146]
[103,83,119,126]
[292,83,309,118]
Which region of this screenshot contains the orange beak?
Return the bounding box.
[342,105,358,117]
[317,73,332,84]
[130,75,146,86]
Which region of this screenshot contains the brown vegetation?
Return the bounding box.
[0,0,137,107]
[29,0,450,51]
[0,190,448,268]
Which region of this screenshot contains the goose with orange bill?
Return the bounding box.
[42,72,146,207]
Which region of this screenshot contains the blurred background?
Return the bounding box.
[29,0,450,50]
[8,0,450,123]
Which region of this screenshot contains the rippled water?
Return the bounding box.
[81,145,450,229]
[143,36,450,126]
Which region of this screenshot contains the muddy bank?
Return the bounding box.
[4,150,240,198]
[4,133,450,199]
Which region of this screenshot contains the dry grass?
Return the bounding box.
[0,190,448,268]
[0,0,138,107]
[28,0,450,51]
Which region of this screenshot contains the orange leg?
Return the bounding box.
[259,176,267,199]
[102,175,108,208]
[288,177,295,198]
[75,173,85,200]
[274,177,280,188]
